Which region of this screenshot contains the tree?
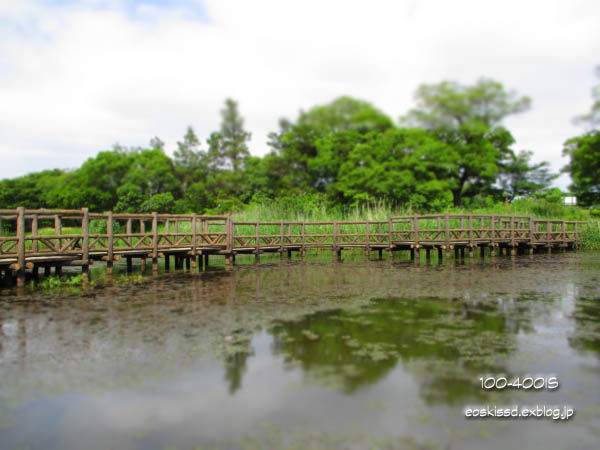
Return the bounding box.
[498,150,557,201]
[114,184,145,213]
[402,78,531,205]
[563,66,600,206]
[173,126,209,191]
[207,99,251,171]
[50,150,136,211]
[149,136,165,152]
[403,78,531,129]
[574,65,600,130]
[268,96,394,193]
[0,169,67,209]
[140,192,176,213]
[563,131,600,205]
[123,149,180,198]
[332,128,455,209]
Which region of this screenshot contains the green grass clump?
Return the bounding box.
[37,273,84,289]
[579,220,600,250]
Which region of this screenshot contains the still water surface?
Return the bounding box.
[1,253,600,449]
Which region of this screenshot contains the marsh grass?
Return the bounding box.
[580,220,600,250]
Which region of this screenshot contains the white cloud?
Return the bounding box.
[0,0,599,188]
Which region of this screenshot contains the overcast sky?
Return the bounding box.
[1,0,598,189]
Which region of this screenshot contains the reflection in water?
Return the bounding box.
[270,296,523,404]
[569,296,600,357]
[0,252,599,449]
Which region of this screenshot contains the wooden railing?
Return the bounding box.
[0,209,582,267]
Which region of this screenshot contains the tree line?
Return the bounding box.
[1,73,598,214]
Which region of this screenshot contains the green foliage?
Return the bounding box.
[114,184,145,213]
[207,98,251,171]
[0,169,67,209]
[332,128,454,209]
[498,150,557,200]
[140,193,176,213]
[2,82,598,219]
[401,78,531,206]
[402,77,531,129]
[563,131,600,206]
[579,220,600,250]
[38,274,84,289]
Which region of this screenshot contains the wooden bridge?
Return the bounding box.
[0,207,581,286]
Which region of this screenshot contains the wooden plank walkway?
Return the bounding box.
[0,208,582,287]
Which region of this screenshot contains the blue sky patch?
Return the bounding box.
[38,0,209,22]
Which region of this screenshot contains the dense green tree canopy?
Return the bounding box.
[563,66,600,206]
[332,128,454,209]
[0,83,567,214]
[563,131,600,205]
[401,78,531,205]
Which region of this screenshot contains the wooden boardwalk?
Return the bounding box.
[0,207,582,286]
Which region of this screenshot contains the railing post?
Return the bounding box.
[32,213,38,253]
[529,217,534,245]
[227,216,233,251]
[510,215,515,247]
[414,215,419,248]
[444,213,450,251]
[152,212,158,271]
[126,218,132,246]
[333,221,338,249]
[226,215,234,265]
[81,207,89,278]
[191,213,197,270]
[16,207,25,287]
[279,221,284,259]
[547,220,551,246]
[255,221,260,261]
[468,214,473,251]
[107,212,114,275]
[301,222,305,257]
[54,214,62,252]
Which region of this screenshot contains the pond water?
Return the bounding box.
[0,252,599,449]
